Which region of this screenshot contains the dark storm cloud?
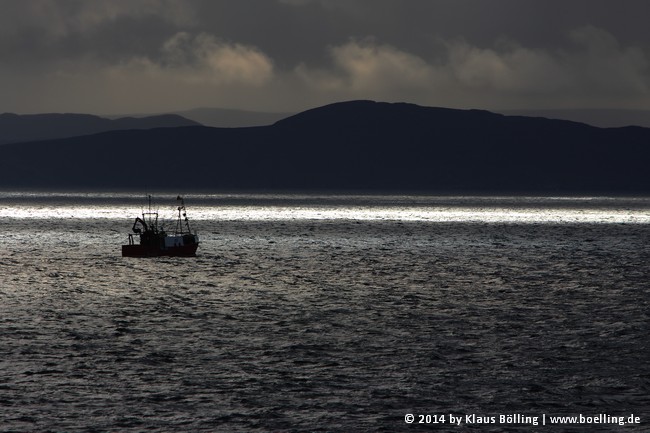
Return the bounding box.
[0,0,648,114]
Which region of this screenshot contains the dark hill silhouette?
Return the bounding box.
[0,113,200,145]
[0,100,648,192]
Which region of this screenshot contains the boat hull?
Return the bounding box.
[121,243,198,257]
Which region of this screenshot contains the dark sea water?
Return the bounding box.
[1,192,649,432]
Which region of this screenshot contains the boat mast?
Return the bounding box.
[142,194,159,233]
[176,195,193,235]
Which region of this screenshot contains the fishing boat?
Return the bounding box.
[122,195,199,257]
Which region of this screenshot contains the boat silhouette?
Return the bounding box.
[122,195,199,257]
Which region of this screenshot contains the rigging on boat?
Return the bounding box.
[121,195,199,257]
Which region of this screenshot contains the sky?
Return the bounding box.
[1,0,649,115]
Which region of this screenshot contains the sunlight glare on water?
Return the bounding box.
[189,204,650,224]
[0,193,649,224]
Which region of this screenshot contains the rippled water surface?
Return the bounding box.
[1,192,649,432]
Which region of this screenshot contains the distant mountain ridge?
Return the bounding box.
[171,107,293,127]
[0,100,649,192]
[0,112,201,145]
[499,108,650,128]
[106,107,294,127]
